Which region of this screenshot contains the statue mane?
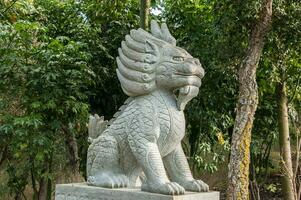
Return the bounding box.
[116,21,176,96]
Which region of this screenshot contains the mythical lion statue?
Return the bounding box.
[86,20,209,195]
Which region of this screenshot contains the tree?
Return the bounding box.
[276,69,294,200]
[257,1,301,198]
[162,0,239,174]
[0,1,93,199]
[227,0,273,199]
[0,0,299,199]
[0,0,141,198]
[140,0,150,30]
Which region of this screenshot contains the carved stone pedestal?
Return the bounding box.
[55,183,220,200]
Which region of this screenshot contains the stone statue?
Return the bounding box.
[86,20,209,195]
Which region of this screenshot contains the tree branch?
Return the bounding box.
[0,0,18,17]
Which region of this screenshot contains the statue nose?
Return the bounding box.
[194,59,200,65]
[193,59,204,78]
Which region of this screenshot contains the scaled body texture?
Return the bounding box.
[87,20,208,195]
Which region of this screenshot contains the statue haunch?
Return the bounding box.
[86,20,209,195]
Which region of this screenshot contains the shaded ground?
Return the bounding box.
[200,164,284,200]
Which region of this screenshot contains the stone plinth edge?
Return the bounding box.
[55,183,220,200]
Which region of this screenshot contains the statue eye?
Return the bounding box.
[172,56,185,62]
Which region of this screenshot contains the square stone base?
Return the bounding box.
[55,183,220,200]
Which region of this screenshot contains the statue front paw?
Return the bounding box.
[87,173,129,188]
[180,179,209,192]
[142,181,185,195]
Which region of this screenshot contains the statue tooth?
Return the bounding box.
[177,86,199,111]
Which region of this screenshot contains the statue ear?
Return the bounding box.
[161,23,176,46]
[151,20,162,39]
[145,40,158,56]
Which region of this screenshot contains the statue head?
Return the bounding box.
[116,20,204,110]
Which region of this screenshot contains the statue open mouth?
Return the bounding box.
[174,72,203,79]
[176,85,199,111]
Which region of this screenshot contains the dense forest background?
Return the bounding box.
[0,0,300,199]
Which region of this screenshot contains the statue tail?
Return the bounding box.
[88,114,108,142]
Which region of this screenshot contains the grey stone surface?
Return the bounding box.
[55,183,220,200]
[85,20,208,195]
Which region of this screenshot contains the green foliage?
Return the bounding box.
[161,0,300,179]
[265,183,278,193]
[0,0,94,198]
[250,0,301,186]
[193,140,230,173]
[162,0,242,173]
[0,0,141,198]
[0,0,300,198]
[82,0,140,117]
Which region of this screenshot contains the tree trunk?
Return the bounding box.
[37,157,52,200]
[47,153,53,200]
[38,178,48,200]
[30,156,39,200]
[0,146,8,166]
[140,0,150,30]
[62,125,80,172]
[62,125,84,182]
[227,0,273,199]
[276,72,295,200]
